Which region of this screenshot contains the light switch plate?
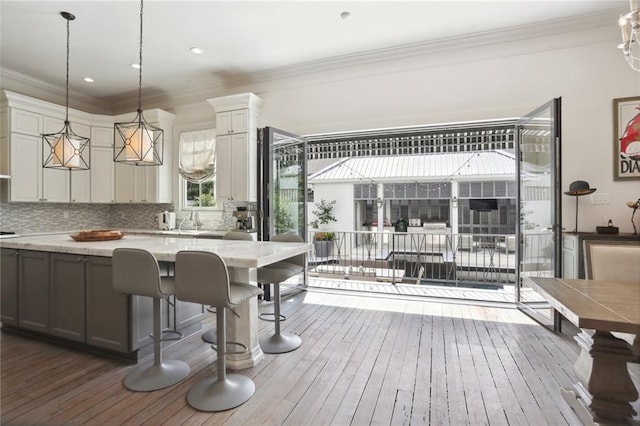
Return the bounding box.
[591,193,609,205]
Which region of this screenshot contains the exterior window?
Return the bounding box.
[185,178,215,207]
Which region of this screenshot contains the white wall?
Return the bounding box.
[309,182,354,233]
[215,25,639,234]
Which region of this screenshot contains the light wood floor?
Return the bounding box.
[1,289,588,425]
[306,277,546,304]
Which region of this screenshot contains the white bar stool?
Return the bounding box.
[175,250,263,412]
[112,248,190,392]
[257,234,304,354]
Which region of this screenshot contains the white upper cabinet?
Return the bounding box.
[114,162,134,203]
[113,109,174,204]
[115,162,167,203]
[90,127,114,203]
[8,115,70,203]
[9,133,42,202]
[215,133,252,202]
[43,117,92,203]
[11,109,41,135]
[2,91,173,204]
[207,93,263,203]
[216,109,249,135]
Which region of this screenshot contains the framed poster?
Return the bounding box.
[613,96,640,181]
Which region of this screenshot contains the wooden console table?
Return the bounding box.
[526,277,640,424]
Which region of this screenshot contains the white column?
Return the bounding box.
[225,266,264,370]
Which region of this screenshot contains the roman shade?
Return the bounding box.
[178,129,215,183]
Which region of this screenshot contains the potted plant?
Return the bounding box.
[310,199,337,258]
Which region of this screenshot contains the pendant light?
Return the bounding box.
[113,0,163,166]
[42,12,90,171]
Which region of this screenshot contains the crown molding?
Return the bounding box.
[135,8,621,110]
[2,8,621,113]
[239,9,619,86]
[0,67,113,114]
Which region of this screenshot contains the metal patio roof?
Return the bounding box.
[308,151,516,183]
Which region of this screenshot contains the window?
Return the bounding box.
[179,128,216,208]
[185,179,215,207]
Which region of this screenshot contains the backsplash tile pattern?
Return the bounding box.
[111,204,174,230]
[0,200,258,235]
[0,202,173,234]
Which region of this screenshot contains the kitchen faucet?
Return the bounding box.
[190,210,202,230]
[178,210,202,232]
[178,214,188,233]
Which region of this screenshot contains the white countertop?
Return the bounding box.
[123,229,231,238]
[0,233,311,269]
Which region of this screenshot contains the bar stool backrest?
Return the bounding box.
[113,248,170,298]
[175,251,232,308]
[271,234,304,267]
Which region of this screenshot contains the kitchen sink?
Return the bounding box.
[159,229,227,238]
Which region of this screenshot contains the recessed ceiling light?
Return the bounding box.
[189,47,203,55]
[131,63,141,69]
[83,77,94,83]
[340,11,351,20]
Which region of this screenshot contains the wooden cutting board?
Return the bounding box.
[70,230,124,242]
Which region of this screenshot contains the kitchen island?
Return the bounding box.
[0,233,311,368]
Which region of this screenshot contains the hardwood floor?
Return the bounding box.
[1,289,588,425]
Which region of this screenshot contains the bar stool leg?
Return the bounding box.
[123,297,190,392]
[186,308,255,411]
[201,306,216,344]
[259,282,301,354]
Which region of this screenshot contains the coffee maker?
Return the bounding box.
[233,207,255,230]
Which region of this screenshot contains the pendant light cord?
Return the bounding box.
[64,15,70,124]
[138,0,144,113]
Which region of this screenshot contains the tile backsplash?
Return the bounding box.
[0,202,173,234]
[0,201,258,234]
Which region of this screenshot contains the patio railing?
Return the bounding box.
[306,230,552,289]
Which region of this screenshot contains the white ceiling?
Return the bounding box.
[0,1,627,111]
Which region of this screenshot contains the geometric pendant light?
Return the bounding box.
[42,12,90,171]
[114,0,163,166]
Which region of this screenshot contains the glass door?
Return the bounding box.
[258,127,307,241]
[516,98,562,328]
[258,127,307,288]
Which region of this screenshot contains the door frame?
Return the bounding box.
[257,126,308,242]
[515,98,562,328]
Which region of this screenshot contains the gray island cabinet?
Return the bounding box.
[0,247,205,361]
[1,233,312,370]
